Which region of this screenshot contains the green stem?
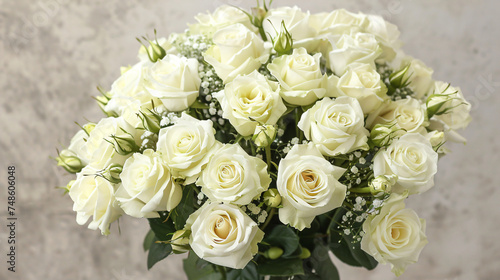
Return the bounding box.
[265,145,272,171]
[349,187,372,194]
[217,265,227,280]
[260,208,276,231]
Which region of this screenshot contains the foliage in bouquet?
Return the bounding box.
[56,2,471,279]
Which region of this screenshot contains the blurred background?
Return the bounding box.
[0,0,498,279]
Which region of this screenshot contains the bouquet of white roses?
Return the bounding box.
[56,2,471,279]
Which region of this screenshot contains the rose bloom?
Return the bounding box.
[189,5,257,35]
[373,133,438,195]
[204,24,271,83]
[335,63,388,115]
[156,113,221,184]
[115,149,182,218]
[277,143,346,230]
[214,71,287,136]
[427,81,472,131]
[69,166,123,235]
[267,47,333,106]
[367,97,429,134]
[361,192,427,276]
[144,54,201,112]
[185,202,264,269]
[197,144,271,205]
[298,96,369,156]
[78,117,139,169]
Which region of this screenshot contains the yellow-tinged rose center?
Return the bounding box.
[213,215,235,240]
[300,170,319,194]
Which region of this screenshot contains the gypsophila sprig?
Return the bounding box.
[56,2,471,279]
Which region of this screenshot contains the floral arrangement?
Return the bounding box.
[56,2,471,279]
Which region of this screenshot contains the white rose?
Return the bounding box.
[203,24,271,83]
[392,56,435,100]
[335,63,388,114]
[277,143,346,230]
[364,15,401,62]
[197,144,271,205]
[267,47,332,105]
[69,166,123,235]
[361,192,427,276]
[263,6,319,51]
[189,5,257,35]
[368,97,428,134]
[427,81,471,130]
[185,202,264,269]
[144,54,200,112]
[115,149,182,218]
[373,133,438,195]
[138,35,180,62]
[213,71,287,136]
[328,32,382,76]
[109,62,147,98]
[79,117,139,169]
[309,9,368,35]
[156,113,220,184]
[298,96,369,156]
[104,93,163,129]
[67,129,89,161]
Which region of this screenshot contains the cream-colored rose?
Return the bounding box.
[197,144,271,205]
[298,96,369,156]
[144,54,200,112]
[189,5,257,35]
[364,15,401,62]
[137,35,180,62]
[373,133,438,195]
[263,6,319,51]
[203,24,271,83]
[185,202,264,269]
[156,113,220,184]
[328,32,382,76]
[335,63,388,114]
[253,124,277,147]
[213,71,287,136]
[368,97,428,134]
[104,93,164,129]
[277,143,346,230]
[361,192,427,276]
[427,81,471,131]
[69,166,123,235]
[115,149,182,218]
[309,9,368,35]
[391,55,435,100]
[109,62,147,98]
[79,117,139,169]
[267,47,332,105]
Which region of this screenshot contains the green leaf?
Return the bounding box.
[263,225,300,258]
[311,243,340,280]
[148,215,176,241]
[342,233,378,270]
[257,258,304,276]
[183,251,223,280]
[147,236,172,270]
[143,229,155,252]
[190,100,210,109]
[171,185,198,230]
[227,262,259,280]
[329,235,362,267]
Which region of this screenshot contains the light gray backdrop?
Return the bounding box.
[0,0,498,279]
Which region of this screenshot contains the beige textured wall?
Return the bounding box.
[1,0,498,279]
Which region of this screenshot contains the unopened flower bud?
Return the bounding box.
[171,230,190,254]
[82,123,96,135]
[137,30,166,63]
[369,175,395,196]
[101,163,123,184]
[264,247,283,260]
[370,123,397,147]
[138,110,161,134]
[56,149,84,174]
[299,247,311,259]
[263,189,281,207]
[253,125,276,147]
[426,83,462,118]
[107,130,139,156]
[389,63,411,88]
[273,21,293,56]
